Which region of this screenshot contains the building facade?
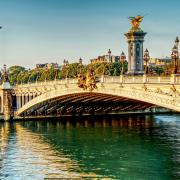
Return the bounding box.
[36,63,59,69]
[90,50,120,64]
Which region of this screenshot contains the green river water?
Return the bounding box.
[0,114,180,179]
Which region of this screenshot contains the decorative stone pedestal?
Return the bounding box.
[2,82,13,121]
[125,31,146,75]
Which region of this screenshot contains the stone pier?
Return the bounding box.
[125,15,146,75]
[1,65,13,121]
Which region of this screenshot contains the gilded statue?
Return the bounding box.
[129,15,144,31]
[77,67,97,91]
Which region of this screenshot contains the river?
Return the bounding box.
[0,114,180,179]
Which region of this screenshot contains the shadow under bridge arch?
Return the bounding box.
[16,90,158,117]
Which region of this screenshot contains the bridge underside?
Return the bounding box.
[19,92,158,117]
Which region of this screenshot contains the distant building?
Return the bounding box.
[90,49,120,64]
[46,63,59,69]
[148,57,172,67]
[148,58,157,67]
[36,64,47,69]
[156,57,171,67]
[36,63,59,69]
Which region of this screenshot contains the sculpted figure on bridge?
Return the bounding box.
[77,74,86,89]
[77,67,97,91]
[129,15,144,31]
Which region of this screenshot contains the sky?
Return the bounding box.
[0,0,180,68]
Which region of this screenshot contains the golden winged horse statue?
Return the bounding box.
[129,15,144,30]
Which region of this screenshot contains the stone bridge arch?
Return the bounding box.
[16,83,180,116]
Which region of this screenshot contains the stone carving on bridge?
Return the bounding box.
[156,87,163,94]
[170,85,177,93]
[142,84,148,91]
[169,85,180,97]
[77,67,97,91]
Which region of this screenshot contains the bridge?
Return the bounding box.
[1,16,180,121]
[1,75,180,120]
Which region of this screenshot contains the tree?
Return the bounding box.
[8,66,26,85]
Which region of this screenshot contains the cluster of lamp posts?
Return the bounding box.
[144,36,179,75]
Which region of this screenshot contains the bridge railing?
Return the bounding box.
[13,75,180,89]
[14,78,78,88]
[103,75,172,84]
[177,76,180,83]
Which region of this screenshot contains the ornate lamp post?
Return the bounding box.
[143,48,150,83]
[63,59,69,81]
[171,45,179,74]
[170,37,179,84]
[120,52,126,75]
[108,49,112,62]
[3,64,9,82]
[143,48,150,75]
[35,70,40,84]
[54,67,59,81]
[119,52,126,83]
[100,61,107,83]
[175,36,179,48]
[44,67,49,82]
[28,71,31,84]
[78,57,83,74]
[20,72,24,84]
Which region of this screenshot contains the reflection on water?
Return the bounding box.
[0,114,180,179]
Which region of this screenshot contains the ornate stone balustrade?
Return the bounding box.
[102,76,175,84]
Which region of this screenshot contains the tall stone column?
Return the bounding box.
[124,15,147,75]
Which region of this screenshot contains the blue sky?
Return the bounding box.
[0,0,180,68]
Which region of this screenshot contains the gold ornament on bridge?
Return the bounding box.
[77,67,97,91]
[129,15,144,31]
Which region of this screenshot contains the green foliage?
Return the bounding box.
[69,63,79,78]
[107,62,121,76]
[94,63,104,75]
[149,66,165,76]
[7,61,129,85]
[9,66,26,85]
